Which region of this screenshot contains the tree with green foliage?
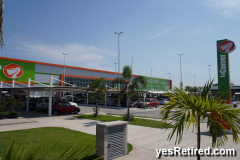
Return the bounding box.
[87,77,107,117]
[113,65,147,121]
[159,80,240,160]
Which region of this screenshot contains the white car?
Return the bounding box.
[159,98,170,105]
[69,102,78,107]
[129,98,143,107]
[36,97,59,111]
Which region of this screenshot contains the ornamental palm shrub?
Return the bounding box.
[159,80,240,160]
[112,65,147,121]
[87,77,107,117]
[2,138,103,160]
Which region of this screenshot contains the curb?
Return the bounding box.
[0,120,38,126]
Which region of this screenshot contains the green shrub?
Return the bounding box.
[122,114,134,121]
[15,101,24,111]
[9,98,16,112]
[3,111,11,117]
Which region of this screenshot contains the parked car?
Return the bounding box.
[36,97,59,111]
[129,98,143,108]
[29,98,38,110]
[159,98,170,105]
[107,98,116,106]
[52,102,80,115]
[98,100,104,105]
[138,98,159,108]
[76,97,87,103]
[61,98,78,107]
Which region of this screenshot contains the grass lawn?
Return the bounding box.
[75,115,174,128]
[0,127,133,160]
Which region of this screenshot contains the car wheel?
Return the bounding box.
[53,110,59,115]
[156,104,158,108]
[74,110,79,114]
[134,104,137,108]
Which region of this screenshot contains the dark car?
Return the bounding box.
[52,102,80,115]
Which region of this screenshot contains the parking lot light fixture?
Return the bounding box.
[178,54,184,90]
[114,63,118,78]
[207,64,212,81]
[63,53,68,97]
[114,32,123,107]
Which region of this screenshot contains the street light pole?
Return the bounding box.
[63,53,68,97]
[178,54,184,90]
[114,63,118,78]
[168,73,171,79]
[115,32,123,107]
[207,64,212,81]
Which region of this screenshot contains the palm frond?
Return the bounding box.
[112,77,126,85]
[160,80,240,148]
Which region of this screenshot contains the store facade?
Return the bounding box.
[0,56,172,94]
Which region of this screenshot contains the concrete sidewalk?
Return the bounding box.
[0,113,239,160]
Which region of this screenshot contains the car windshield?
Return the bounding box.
[145,99,151,102]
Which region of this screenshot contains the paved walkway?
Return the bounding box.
[0,112,239,160]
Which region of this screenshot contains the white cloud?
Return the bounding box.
[205,0,240,18]
[179,26,214,37]
[13,42,117,70]
[151,27,178,38]
[152,28,170,38]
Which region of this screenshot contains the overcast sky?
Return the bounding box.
[2,0,240,88]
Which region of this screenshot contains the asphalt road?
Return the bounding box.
[78,104,164,118]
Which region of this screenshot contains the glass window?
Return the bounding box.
[63,103,71,107]
[56,103,62,106]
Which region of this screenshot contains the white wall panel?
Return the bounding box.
[35,74,60,84]
[35,64,53,73]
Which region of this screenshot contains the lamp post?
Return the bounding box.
[63,53,68,85]
[114,63,118,78]
[63,53,68,97]
[114,32,123,107]
[207,64,212,81]
[178,54,184,90]
[168,73,171,79]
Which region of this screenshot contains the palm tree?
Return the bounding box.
[0,0,4,48]
[159,80,240,160]
[113,65,147,121]
[87,77,107,117]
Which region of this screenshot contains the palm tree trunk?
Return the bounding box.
[197,115,201,160]
[95,99,98,117]
[127,90,130,121]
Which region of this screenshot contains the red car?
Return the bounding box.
[52,102,80,115]
[138,98,159,108]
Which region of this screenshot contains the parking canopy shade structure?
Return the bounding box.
[0,76,89,116]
